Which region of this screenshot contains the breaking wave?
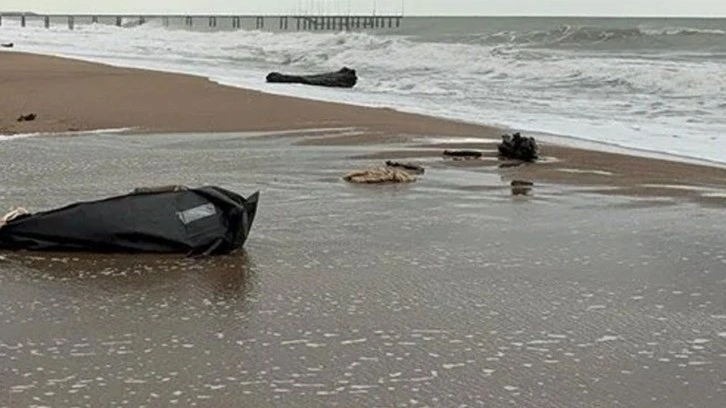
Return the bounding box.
[1,17,725,162]
[432,25,726,50]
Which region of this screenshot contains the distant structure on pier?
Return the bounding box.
[0,12,404,32]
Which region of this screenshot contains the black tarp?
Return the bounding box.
[0,186,259,255]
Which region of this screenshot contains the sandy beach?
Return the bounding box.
[1,50,726,408]
[1,130,725,408]
[0,52,493,136]
[3,51,726,205]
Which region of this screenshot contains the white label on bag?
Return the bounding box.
[177,203,216,225]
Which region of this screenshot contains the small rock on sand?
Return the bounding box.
[17,113,37,122]
[511,180,534,196]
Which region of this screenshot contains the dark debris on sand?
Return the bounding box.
[385,160,425,174]
[498,132,538,162]
[442,150,483,159]
[17,113,37,122]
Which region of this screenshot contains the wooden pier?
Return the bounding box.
[0,13,403,31]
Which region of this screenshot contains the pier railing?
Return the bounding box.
[0,13,403,31]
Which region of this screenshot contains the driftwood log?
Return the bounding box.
[442,150,483,159]
[385,161,425,174]
[266,67,358,88]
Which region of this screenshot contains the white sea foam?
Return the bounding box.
[596,335,621,342]
[0,128,135,141]
[2,18,725,162]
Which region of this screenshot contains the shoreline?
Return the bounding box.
[0,49,719,168]
[0,50,716,163]
[6,48,722,171]
[0,51,497,137]
[3,51,726,205]
[1,49,722,168]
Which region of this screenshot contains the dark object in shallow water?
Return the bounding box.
[1,43,13,48]
[498,132,538,162]
[385,160,425,174]
[266,67,358,88]
[442,150,483,159]
[17,113,36,122]
[0,186,259,256]
[511,180,534,196]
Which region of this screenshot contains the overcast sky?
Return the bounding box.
[2,0,725,17]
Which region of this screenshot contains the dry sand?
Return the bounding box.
[0,52,492,136]
[2,51,726,204]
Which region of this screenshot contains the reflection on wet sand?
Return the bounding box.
[1,252,258,406]
[1,131,725,407]
[3,251,256,301]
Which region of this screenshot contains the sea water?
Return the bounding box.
[1,16,725,163]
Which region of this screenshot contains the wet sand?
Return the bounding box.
[3,51,726,204]
[1,132,726,407]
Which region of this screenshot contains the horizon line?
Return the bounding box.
[1,11,725,19]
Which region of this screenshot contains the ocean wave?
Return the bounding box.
[7,21,726,97]
[639,26,726,36]
[1,19,725,163]
[7,21,726,96]
[434,24,726,50]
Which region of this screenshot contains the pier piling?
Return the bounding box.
[1,13,404,32]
